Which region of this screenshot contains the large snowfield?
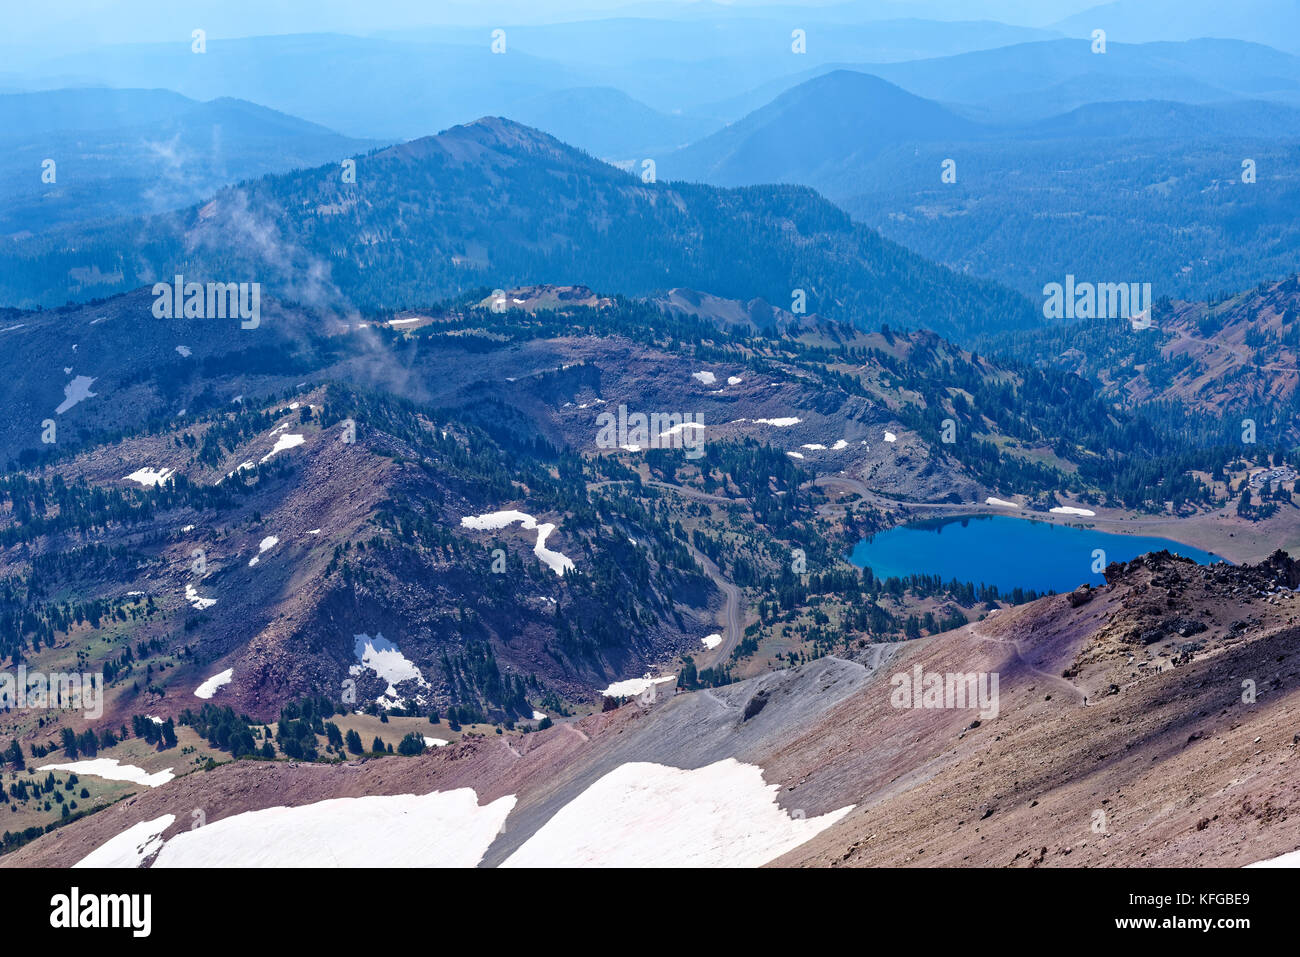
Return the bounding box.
[502,758,853,868]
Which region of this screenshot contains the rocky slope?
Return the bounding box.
[9,550,1300,867]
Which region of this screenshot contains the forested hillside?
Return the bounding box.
[0,117,1038,343]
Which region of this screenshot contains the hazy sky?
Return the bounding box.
[3,0,1101,53]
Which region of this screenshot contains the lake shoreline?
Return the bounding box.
[849,513,1229,594]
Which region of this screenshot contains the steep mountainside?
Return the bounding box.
[982,275,1300,429]
[0,279,1295,856]
[10,550,1300,867]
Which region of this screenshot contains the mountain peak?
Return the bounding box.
[379,115,586,166]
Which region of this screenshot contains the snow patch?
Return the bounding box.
[149,790,516,868]
[658,421,706,440]
[701,634,723,650]
[184,583,216,610]
[125,467,175,487]
[1247,849,1300,867]
[75,814,175,868]
[248,535,280,566]
[600,674,678,698]
[501,758,853,867]
[260,433,304,463]
[460,511,575,576]
[55,375,97,414]
[1050,506,1096,517]
[692,371,716,385]
[39,758,174,788]
[350,633,429,707]
[986,497,1021,509]
[194,668,233,699]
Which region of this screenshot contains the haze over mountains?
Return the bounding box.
[1,117,1036,342]
[668,67,1300,300]
[4,0,1300,877]
[0,88,377,235]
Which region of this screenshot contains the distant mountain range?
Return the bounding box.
[667,70,1300,300]
[702,37,1300,122]
[1055,0,1300,54]
[492,86,721,159]
[16,30,1300,145]
[0,88,378,235]
[0,116,1038,342]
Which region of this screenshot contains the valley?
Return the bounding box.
[2,2,1299,884]
[1,270,1296,857]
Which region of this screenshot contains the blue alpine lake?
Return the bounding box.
[848,514,1227,594]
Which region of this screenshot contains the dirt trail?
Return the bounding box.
[969,623,1087,705]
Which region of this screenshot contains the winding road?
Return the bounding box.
[587,477,746,668]
[812,475,1194,529]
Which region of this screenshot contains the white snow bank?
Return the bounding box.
[986,497,1021,509]
[883,431,897,443]
[75,814,175,868]
[125,467,175,487]
[1050,506,1096,517]
[1247,849,1300,867]
[786,451,805,459]
[248,535,280,566]
[831,439,849,450]
[424,737,451,748]
[55,375,97,414]
[460,511,575,575]
[184,583,216,610]
[600,675,678,698]
[149,790,516,868]
[350,633,428,705]
[747,417,801,427]
[39,758,174,788]
[692,371,716,385]
[501,758,853,867]
[194,668,233,699]
[658,422,706,439]
[260,433,304,463]
[701,634,723,650]
[175,345,192,357]
[461,509,535,531]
